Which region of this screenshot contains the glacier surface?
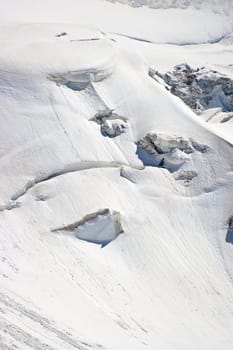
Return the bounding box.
[0,1,233,350]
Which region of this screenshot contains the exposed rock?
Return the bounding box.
[92,108,127,124]
[137,131,208,174]
[106,1,233,14]
[91,109,128,137]
[56,32,68,38]
[190,139,208,153]
[221,114,233,123]
[52,209,124,247]
[138,132,194,155]
[161,64,233,112]
[175,170,198,182]
[101,119,127,137]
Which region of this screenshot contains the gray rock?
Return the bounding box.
[161,64,233,112]
[137,131,208,175]
[101,119,127,137]
[138,132,194,155]
[91,109,128,137]
[175,170,198,181]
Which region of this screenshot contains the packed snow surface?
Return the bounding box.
[1,0,233,44]
[0,1,233,350]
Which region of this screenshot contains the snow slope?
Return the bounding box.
[0,2,233,350]
[1,0,233,44]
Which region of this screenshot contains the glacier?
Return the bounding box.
[0,1,233,350]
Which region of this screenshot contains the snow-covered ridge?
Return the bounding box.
[108,0,233,15]
[107,0,233,14]
[1,0,233,44]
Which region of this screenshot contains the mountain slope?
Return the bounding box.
[0,3,233,350]
[1,0,233,44]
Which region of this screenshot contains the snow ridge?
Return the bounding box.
[107,0,233,15]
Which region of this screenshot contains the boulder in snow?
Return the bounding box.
[137,131,208,175]
[91,109,128,137]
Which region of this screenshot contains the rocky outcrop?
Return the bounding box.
[160,64,233,113]
[137,131,208,179]
[138,132,194,155]
[175,170,198,182]
[221,114,233,123]
[101,119,127,137]
[107,0,233,14]
[55,32,67,37]
[91,109,128,137]
[52,209,124,247]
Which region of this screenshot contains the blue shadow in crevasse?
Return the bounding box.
[226,228,233,244]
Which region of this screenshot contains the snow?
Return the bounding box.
[1,0,233,44]
[52,209,123,246]
[0,1,233,350]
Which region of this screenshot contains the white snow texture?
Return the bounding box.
[0,1,233,350]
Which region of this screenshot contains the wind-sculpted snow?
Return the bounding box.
[0,161,142,212]
[1,17,233,350]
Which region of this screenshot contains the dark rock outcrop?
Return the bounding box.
[137,131,208,180]
[160,64,233,113]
